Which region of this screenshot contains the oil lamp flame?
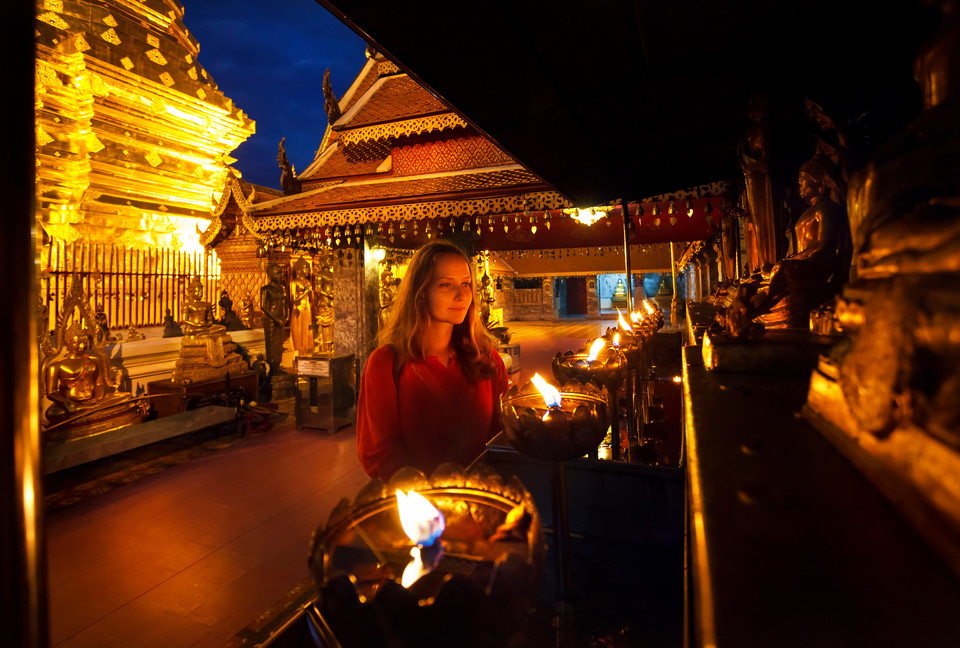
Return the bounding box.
[613,332,621,348]
[586,338,606,362]
[617,309,633,332]
[643,299,656,314]
[630,310,642,324]
[396,490,445,546]
[531,372,562,408]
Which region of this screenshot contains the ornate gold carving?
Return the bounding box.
[74,34,90,52]
[196,87,206,100]
[188,67,198,80]
[102,14,118,28]
[378,60,400,76]
[43,0,64,12]
[158,71,175,86]
[37,126,54,147]
[340,113,470,147]
[146,49,167,66]
[100,28,120,45]
[38,12,68,29]
[146,34,160,48]
[120,56,134,70]
[144,151,162,167]
[248,190,571,231]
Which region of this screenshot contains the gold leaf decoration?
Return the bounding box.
[146,49,167,66]
[74,34,91,52]
[146,35,160,48]
[144,151,162,167]
[84,133,105,153]
[102,14,118,27]
[38,12,69,29]
[187,67,198,80]
[120,56,134,70]
[37,127,55,147]
[100,28,120,45]
[196,87,206,100]
[158,72,175,87]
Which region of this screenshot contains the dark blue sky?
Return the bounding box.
[182,0,368,189]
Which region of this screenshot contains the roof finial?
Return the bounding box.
[323,68,342,125]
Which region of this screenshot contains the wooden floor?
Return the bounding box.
[45,318,635,648]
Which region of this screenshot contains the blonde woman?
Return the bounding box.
[357,241,508,481]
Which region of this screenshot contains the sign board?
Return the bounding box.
[296,356,330,378]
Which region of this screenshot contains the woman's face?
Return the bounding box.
[426,253,473,326]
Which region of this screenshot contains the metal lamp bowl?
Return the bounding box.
[308,463,544,648]
[499,379,610,461]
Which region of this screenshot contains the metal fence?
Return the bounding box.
[40,240,220,333]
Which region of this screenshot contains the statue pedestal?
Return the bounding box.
[270,372,297,401]
[147,372,259,419]
[701,330,835,374]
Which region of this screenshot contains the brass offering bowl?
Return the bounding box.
[552,342,627,460]
[499,379,610,461]
[308,463,545,648]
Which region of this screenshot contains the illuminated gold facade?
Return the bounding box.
[34,0,255,251]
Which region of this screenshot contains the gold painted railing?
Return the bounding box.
[39,240,220,333]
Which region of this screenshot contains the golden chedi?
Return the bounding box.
[41,278,144,443]
[172,276,249,384]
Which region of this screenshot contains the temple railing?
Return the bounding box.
[39,240,220,333]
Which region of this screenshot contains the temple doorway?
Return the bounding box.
[555,276,588,318]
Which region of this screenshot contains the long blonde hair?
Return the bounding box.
[379,241,498,382]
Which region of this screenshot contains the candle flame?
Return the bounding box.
[531,372,562,408]
[402,546,429,588]
[396,490,445,546]
[613,332,621,348]
[586,338,606,362]
[630,310,642,324]
[617,309,633,332]
[643,299,656,314]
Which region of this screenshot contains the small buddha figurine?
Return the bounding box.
[217,290,248,331]
[125,326,145,342]
[162,308,183,337]
[94,305,112,345]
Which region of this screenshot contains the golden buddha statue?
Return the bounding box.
[290,257,314,355]
[611,277,628,309]
[40,278,144,442]
[724,154,851,335]
[172,276,249,384]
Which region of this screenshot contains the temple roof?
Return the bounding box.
[335,74,448,130]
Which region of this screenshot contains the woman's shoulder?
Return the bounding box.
[368,344,398,365]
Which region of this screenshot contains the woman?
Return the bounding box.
[357,241,509,481]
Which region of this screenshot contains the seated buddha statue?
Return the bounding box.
[724,154,851,335]
[43,321,143,442]
[172,277,248,384]
[182,277,227,339]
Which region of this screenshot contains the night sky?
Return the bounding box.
[181,0,368,189]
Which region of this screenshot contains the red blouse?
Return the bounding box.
[356,345,509,482]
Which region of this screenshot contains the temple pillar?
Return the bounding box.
[586,276,600,317]
[542,277,554,320]
[333,247,377,369]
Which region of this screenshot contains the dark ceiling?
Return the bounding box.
[316,0,935,207]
